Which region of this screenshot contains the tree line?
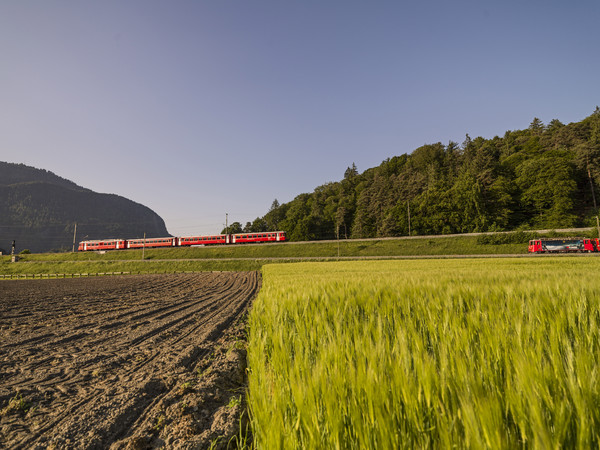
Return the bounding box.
[227,108,600,241]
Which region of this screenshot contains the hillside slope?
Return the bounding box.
[0,162,169,253]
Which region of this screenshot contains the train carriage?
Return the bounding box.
[126,237,177,249]
[178,235,229,246]
[231,231,286,244]
[77,239,126,251]
[528,237,596,253]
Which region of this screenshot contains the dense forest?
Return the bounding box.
[234,108,600,241]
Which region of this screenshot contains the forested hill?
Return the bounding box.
[257,108,600,241]
[0,162,169,253]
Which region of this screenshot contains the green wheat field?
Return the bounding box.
[247,258,600,449]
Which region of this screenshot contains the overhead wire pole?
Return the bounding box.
[407,200,411,236]
[72,223,77,253]
[336,223,340,258]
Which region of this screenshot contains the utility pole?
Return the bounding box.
[142,232,146,260]
[72,223,77,253]
[226,213,229,235]
[336,223,340,258]
[407,200,411,236]
[596,216,600,239]
[586,153,600,210]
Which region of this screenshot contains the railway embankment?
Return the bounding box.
[1,228,596,276]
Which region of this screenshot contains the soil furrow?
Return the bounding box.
[0,272,259,449]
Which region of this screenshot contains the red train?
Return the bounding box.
[528,237,599,253]
[78,231,286,251]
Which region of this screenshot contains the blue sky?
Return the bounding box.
[1,1,599,236]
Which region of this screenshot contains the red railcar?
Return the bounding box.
[126,237,177,249]
[177,235,229,246]
[77,239,127,251]
[231,231,286,244]
[528,238,597,253]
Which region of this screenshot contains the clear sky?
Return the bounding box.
[1,1,599,236]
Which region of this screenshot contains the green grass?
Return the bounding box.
[0,259,263,276]
[247,259,600,448]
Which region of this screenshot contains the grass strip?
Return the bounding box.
[0,259,263,276]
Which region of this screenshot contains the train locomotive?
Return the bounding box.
[78,231,286,251]
[528,237,599,253]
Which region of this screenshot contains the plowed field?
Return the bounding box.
[0,272,260,449]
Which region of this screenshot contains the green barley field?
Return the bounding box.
[248,258,600,449]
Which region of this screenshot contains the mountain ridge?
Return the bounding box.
[0,161,169,253]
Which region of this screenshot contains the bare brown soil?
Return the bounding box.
[0,272,260,449]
